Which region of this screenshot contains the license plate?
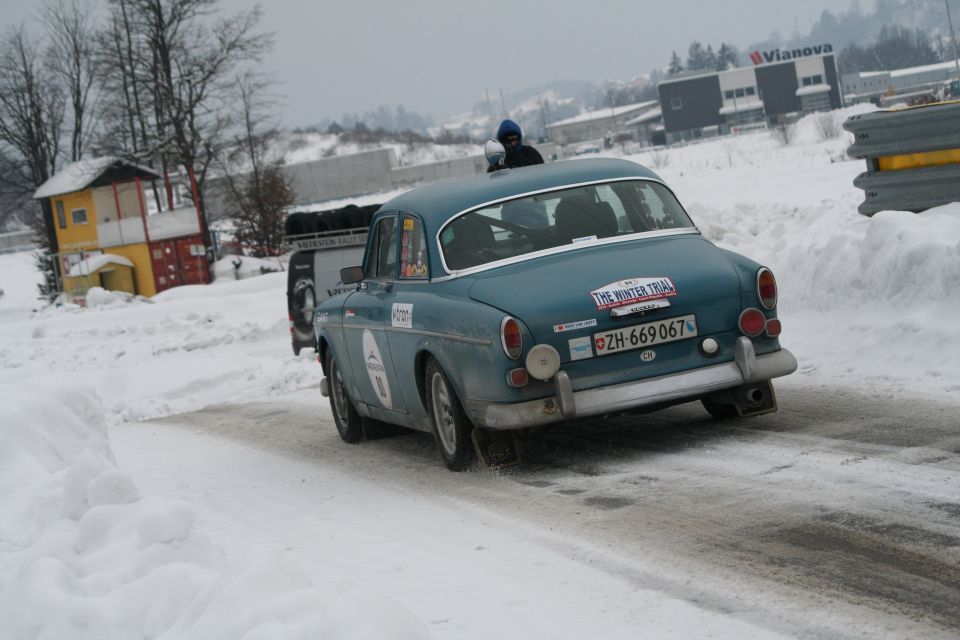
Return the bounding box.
[593,314,698,355]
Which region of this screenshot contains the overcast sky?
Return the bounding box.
[2,0,860,126]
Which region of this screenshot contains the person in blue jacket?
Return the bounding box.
[488,119,544,173]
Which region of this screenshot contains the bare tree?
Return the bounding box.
[814,112,843,141]
[770,123,797,146]
[95,0,152,157]
[0,26,66,299]
[0,27,64,203]
[43,0,98,162]
[131,0,271,208]
[217,72,293,257]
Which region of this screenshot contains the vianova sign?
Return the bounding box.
[749,44,832,65]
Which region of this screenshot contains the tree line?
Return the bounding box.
[667,42,741,75]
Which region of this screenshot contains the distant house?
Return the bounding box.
[34,157,210,303]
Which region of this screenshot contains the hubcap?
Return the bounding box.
[431,372,457,456]
[332,361,349,423]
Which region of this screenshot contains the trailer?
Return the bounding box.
[284,204,380,355]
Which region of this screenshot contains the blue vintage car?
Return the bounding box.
[315,157,797,470]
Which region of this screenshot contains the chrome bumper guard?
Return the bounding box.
[472,338,797,430]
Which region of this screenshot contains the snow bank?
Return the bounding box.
[0,383,429,640]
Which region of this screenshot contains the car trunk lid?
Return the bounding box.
[467,234,743,362]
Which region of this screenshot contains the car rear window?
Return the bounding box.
[439,180,696,271]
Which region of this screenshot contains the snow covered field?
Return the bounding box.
[2,108,960,638]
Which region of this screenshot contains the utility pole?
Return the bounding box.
[947,0,960,79]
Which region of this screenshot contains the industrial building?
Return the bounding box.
[545,101,660,147]
[842,58,960,104]
[657,51,843,143]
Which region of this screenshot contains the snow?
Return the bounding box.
[3,103,960,638]
[34,157,159,199]
[794,84,831,97]
[718,99,764,115]
[67,254,135,277]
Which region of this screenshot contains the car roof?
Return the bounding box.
[380,157,664,224]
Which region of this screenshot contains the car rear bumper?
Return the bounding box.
[467,337,797,430]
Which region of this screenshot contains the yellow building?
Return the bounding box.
[35,157,210,303]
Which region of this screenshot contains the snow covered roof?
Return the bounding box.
[855,59,960,80]
[796,84,832,97]
[67,253,134,277]
[719,99,764,115]
[547,101,658,128]
[34,157,160,199]
[624,107,662,126]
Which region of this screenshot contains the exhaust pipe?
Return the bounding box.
[741,386,766,405]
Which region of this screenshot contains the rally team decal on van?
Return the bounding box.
[362,329,393,409]
[589,277,677,311]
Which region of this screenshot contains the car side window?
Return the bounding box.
[399,215,428,279]
[365,216,398,279]
[376,216,398,279]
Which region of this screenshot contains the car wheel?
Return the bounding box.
[301,286,315,323]
[326,351,364,443]
[701,397,739,420]
[425,357,475,471]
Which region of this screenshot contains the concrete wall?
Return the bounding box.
[206,140,568,221]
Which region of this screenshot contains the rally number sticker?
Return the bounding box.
[362,329,393,409]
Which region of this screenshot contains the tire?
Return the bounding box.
[701,397,739,420]
[425,357,475,471]
[326,350,364,443]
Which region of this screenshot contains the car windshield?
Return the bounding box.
[438,180,696,271]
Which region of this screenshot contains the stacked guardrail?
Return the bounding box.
[843,102,960,216]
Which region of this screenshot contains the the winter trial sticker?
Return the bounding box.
[589,277,677,310]
[391,303,413,328]
[362,329,393,409]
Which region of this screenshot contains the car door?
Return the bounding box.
[343,213,407,415]
[383,212,433,415]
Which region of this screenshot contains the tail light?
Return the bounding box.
[501,316,522,359]
[506,368,528,388]
[765,318,782,337]
[739,308,766,337]
[757,267,777,310]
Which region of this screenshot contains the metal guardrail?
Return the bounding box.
[0,229,35,254]
[844,102,960,216]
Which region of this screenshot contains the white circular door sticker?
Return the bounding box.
[362,329,393,409]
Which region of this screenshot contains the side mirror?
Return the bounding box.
[340,265,364,285]
[484,139,506,169]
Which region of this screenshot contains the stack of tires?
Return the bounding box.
[844,102,960,216]
[283,204,379,237]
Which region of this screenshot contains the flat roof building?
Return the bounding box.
[546,101,660,146]
[842,58,960,104]
[657,52,843,144]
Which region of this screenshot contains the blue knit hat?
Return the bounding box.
[496,119,522,145]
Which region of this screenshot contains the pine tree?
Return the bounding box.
[686,41,707,70]
[717,43,739,70]
[668,50,684,74]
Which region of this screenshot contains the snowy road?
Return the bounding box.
[115,381,960,640]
